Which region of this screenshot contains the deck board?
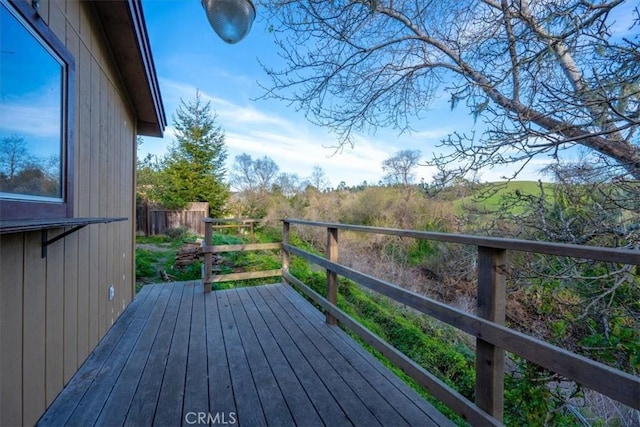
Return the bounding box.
[225,289,295,427]
[154,282,193,426]
[37,284,154,426]
[217,290,269,426]
[273,283,454,426]
[39,282,454,427]
[204,289,236,418]
[96,284,172,426]
[255,286,385,427]
[184,285,209,420]
[124,283,184,426]
[244,287,351,426]
[264,285,413,426]
[237,288,324,427]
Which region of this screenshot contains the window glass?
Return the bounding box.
[0,1,65,201]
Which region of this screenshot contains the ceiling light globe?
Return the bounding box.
[201,0,256,44]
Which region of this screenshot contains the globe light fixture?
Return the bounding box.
[201,0,256,44]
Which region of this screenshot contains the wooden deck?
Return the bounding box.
[38,281,453,426]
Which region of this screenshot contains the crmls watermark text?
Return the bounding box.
[184,412,237,425]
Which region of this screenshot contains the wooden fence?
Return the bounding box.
[202,218,281,285]
[136,202,208,236]
[201,217,640,425]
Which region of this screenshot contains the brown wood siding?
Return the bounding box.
[0,1,138,424]
[0,234,24,426]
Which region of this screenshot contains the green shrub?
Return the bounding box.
[135,249,158,279]
[165,226,188,240]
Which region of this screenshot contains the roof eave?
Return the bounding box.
[93,0,166,137]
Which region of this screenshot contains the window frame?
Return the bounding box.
[0,0,75,220]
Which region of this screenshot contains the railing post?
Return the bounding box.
[326,227,339,325]
[282,220,290,282]
[203,220,212,293]
[475,246,506,421]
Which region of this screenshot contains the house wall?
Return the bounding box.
[0,1,137,425]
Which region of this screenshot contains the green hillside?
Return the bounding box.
[454,181,555,214]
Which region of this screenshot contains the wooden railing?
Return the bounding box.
[202,217,639,425]
[201,218,281,291]
[281,219,639,426]
[204,217,260,240]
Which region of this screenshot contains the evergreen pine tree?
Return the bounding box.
[158,91,229,216]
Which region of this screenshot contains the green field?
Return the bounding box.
[454,181,555,214]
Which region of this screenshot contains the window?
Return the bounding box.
[0,0,74,220]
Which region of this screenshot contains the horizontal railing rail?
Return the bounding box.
[202,217,262,224]
[284,219,639,264]
[281,219,640,425]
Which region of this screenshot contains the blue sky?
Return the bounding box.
[139,1,637,189]
[1,2,62,160]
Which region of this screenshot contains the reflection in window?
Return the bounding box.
[0,0,64,201]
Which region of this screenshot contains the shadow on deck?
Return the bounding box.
[38,281,453,426]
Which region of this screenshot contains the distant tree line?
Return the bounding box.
[0,134,60,198]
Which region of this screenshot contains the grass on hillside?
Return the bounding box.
[454,181,555,214]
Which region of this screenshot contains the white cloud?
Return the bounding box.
[142,76,553,187]
[224,128,390,187]
[0,101,60,138]
[148,77,391,186]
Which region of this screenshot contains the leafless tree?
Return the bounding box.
[382,149,421,186]
[230,153,255,192]
[230,153,280,192]
[258,0,640,179]
[308,165,330,191]
[274,172,303,197]
[230,153,280,216]
[0,134,33,180]
[253,156,280,191]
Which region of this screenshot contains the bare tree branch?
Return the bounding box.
[258,0,640,178]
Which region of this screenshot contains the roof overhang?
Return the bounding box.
[93,0,166,137]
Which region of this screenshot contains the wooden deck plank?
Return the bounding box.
[204,288,236,417]
[63,285,162,426]
[226,288,296,426]
[184,283,210,417]
[254,286,383,427]
[216,290,268,426]
[244,287,352,426]
[236,287,325,427]
[124,284,184,426]
[153,282,195,426]
[40,282,454,427]
[264,284,411,426]
[37,285,155,426]
[94,284,173,426]
[275,283,455,426]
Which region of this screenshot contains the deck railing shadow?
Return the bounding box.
[202,217,640,426]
